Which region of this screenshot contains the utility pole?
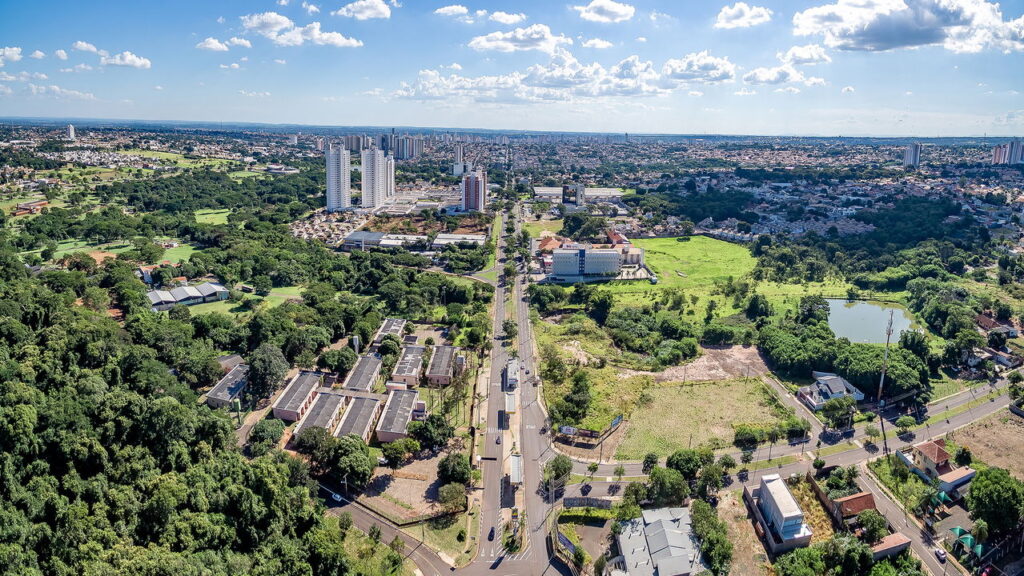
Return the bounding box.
[877,310,894,456]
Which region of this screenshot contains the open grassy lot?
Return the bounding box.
[333,518,415,576]
[228,170,264,180]
[615,378,785,458]
[790,480,835,544]
[719,490,772,575]
[161,242,199,263]
[119,148,234,169]
[407,509,479,567]
[523,218,563,238]
[194,208,232,225]
[20,239,133,260]
[189,285,304,316]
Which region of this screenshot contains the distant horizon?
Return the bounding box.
[2,115,1020,142]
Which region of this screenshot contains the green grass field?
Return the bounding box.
[119,148,234,169]
[189,285,304,316]
[523,218,563,238]
[615,379,785,458]
[161,243,198,263]
[227,170,264,179]
[19,239,133,260]
[194,208,232,225]
[621,236,757,292]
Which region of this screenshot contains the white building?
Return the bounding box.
[758,474,812,543]
[460,170,487,212]
[453,143,471,176]
[361,148,395,208]
[992,140,1024,165]
[551,246,622,277]
[325,145,351,212]
[66,124,75,141]
[903,143,922,168]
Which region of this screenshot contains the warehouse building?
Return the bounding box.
[426,345,458,386]
[335,396,383,443]
[375,388,424,443]
[373,317,407,347]
[294,392,348,437]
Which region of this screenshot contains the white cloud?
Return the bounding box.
[444,62,462,70]
[334,0,391,20]
[275,58,287,64]
[491,11,526,25]
[0,84,11,96]
[241,12,362,47]
[574,0,635,23]
[217,16,226,24]
[29,50,45,59]
[582,38,614,49]
[229,37,252,48]
[635,36,647,42]
[434,5,468,17]
[649,10,676,24]
[239,90,270,97]
[662,50,737,83]
[0,47,22,67]
[841,85,855,93]
[196,37,230,51]
[29,83,95,100]
[55,49,68,60]
[72,41,99,53]
[101,51,152,69]
[278,0,289,5]
[154,85,163,90]
[0,71,48,81]
[778,44,831,65]
[302,1,320,14]
[734,87,757,95]
[775,86,801,93]
[715,2,773,28]
[793,0,1024,53]
[220,63,241,70]
[688,90,704,96]
[742,64,800,84]
[469,24,572,54]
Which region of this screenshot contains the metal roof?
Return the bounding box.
[196,282,228,296]
[207,364,249,403]
[375,317,407,344]
[296,392,346,435]
[335,396,380,438]
[509,454,523,485]
[377,389,419,435]
[427,345,457,377]
[275,371,322,413]
[392,346,425,377]
[617,507,704,576]
[344,355,382,391]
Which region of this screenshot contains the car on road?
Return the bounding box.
[496,436,502,445]
[331,492,342,502]
[934,548,947,562]
[525,369,530,374]
[488,527,496,541]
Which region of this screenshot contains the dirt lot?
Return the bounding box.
[950,411,1024,480]
[718,491,771,576]
[366,214,489,236]
[359,450,445,522]
[621,345,770,383]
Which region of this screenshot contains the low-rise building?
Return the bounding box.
[374,317,407,347]
[744,474,812,555]
[343,355,382,391]
[611,507,706,576]
[798,372,865,411]
[335,396,382,443]
[897,438,976,496]
[431,233,487,250]
[391,346,425,387]
[206,364,249,409]
[294,392,348,437]
[375,389,423,443]
[341,230,385,251]
[272,371,322,422]
[426,345,458,386]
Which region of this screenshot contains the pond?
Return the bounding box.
[825,299,914,344]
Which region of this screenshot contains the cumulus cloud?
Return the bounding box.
[275,58,288,64]
[196,37,230,51]
[59,63,93,73]
[72,41,100,54]
[635,36,647,42]
[334,0,391,20]
[0,84,11,96]
[793,0,1024,53]
[574,0,635,23]
[29,50,45,59]
[29,83,95,99]
[491,11,526,25]
[688,90,704,96]
[775,86,801,93]
[582,38,614,48]
[434,5,468,17]
[241,12,362,47]
[778,44,831,64]
[469,24,572,54]
[0,47,21,67]
[0,71,48,81]
[303,1,320,14]
[715,2,773,28]
[101,51,152,69]
[229,37,252,48]
[220,63,241,70]
[742,64,804,84]
[662,50,737,83]
[842,85,855,93]
[55,49,68,60]
[239,90,271,97]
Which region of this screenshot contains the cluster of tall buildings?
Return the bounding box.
[903,143,922,168]
[330,132,423,160]
[324,144,395,212]
[992,140,1024,165]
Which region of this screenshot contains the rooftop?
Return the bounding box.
[617,507,704,576]
[915,439,951,463]
[335,396,380,438]
[377,389,419,435]
[296,392,346,435]
[427,345,456,377]
[761,474,803,520]
[275,371,322,413]
[207,364,249,404]
[392,346,425,377]
[344,355,382,391]
[375,317,407,344]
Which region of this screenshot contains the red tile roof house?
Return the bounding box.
[896,438,976,497]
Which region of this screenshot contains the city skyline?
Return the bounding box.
[1,0,1024,136]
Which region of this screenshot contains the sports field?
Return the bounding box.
[195,208,232,225]
[523,218,563,238]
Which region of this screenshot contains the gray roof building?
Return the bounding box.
[206,364,249,409]
[343,355,382,391]
[391,346,425,384]
[374,317,407,345]
[335,396,381,442]
[272,371,322,421]
[426,345,457,382]
[295,392,347,436]
[376,388,420,442]
[614,507,705,576]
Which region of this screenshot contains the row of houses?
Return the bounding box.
[148,281,229,311]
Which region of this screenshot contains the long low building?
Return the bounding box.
[206,363,249,409]
[613,507,706,576]
[148,281,229,311]
[335,396,382,443]
[391,346,425,387]
[426,345,458,386]
[376,388,423,443]
[374,317,407,347]
[343,355,382,391]
[431,233,487,250]
[272,371,322,422]
[294,392,348,437]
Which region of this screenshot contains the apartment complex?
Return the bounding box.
[460,169,487,212]
[325,144,351,212]
[361,148,395,208]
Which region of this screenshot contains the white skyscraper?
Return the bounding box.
[903,143,922,168]
[325,145,351,212]
[66,124,75,141]
[461,170,487,212]
[453,143,470,176]
[361,148,395,208]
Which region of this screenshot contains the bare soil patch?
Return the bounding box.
[950,411,1024,480]
[358,450,445,522]
[620,345,770,383]
[719,490,771,576]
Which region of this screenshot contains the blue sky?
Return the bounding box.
[1,0,1023,135]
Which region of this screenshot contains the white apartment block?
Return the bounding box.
[325,145,351,212]
[361,148,395,208]
[551,246,622,277]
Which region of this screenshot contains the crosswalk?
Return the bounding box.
[477,546,532,562]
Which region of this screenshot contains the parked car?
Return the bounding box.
[934,548,947,563]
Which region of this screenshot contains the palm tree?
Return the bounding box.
[614,465,625,483]
[588,462,599,479]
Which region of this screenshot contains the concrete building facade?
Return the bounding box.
[326,144,351,212]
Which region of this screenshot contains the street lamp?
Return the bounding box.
[877,311,894,456]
